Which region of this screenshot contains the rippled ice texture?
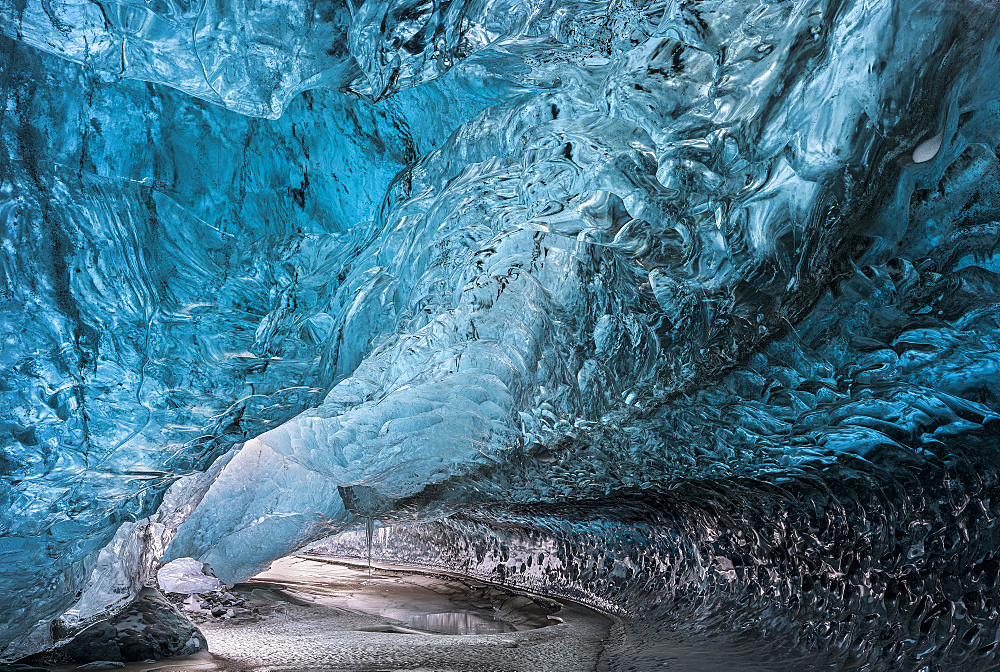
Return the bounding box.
[3,0,1000,669]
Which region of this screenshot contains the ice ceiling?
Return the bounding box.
[2,0,1000,668]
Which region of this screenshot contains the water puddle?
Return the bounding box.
[406,611,517,635]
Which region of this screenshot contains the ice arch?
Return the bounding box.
[2,0,1000,669]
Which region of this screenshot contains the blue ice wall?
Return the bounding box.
[0,31,486,653]
[3,0,1000,668]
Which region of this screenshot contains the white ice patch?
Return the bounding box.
[157,557,222,594]
[912,131,943,164]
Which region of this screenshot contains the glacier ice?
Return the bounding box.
[0,0,357,118]
[156,558,221,595]
[2,0,1000,669]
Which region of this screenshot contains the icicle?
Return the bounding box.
[365,516,374,575]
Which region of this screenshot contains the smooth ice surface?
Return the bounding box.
[156,558,221,595]
[913,131,944,164]
[3,0,1000,669]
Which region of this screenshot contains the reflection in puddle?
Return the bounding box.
[407,611,517,634]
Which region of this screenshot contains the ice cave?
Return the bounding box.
[1,0,1000,670]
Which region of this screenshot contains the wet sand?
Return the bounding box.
[56,557,612,672]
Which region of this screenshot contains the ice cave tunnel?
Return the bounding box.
[2,0,1000,670]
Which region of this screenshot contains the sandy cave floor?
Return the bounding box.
[53,557,614,672]
[40,557,805,672]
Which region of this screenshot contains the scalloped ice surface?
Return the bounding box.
[3,0,1000,668]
